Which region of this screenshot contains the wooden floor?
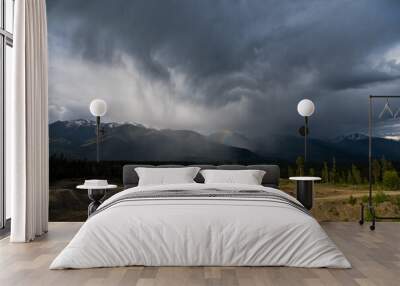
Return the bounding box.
[0,222,399,286]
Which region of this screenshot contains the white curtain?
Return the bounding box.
[9,0,49,242]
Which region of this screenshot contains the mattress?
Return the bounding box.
[50,183,351,269]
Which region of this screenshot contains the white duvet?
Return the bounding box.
[50,183,351,269]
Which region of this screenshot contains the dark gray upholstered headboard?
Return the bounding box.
[123,164,280,189]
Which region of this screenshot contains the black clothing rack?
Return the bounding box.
[359,95,400,230]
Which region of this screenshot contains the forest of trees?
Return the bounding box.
[50,153,400,191]
[288,156,400,190]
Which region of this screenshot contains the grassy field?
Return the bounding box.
[280,179,400,221]
[49,179,400,222]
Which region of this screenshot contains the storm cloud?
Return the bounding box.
[47,0,400,138]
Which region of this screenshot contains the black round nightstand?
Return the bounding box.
[289,177,321,210]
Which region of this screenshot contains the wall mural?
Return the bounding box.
[47,1,400,221]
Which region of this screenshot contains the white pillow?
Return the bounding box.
[200,169,266,185]
[135,167,200,186]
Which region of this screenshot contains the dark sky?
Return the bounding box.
[47,0,400,138]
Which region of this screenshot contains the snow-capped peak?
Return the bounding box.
[65,119,95,127]
[62,119,146,129]
[333,133,368,142]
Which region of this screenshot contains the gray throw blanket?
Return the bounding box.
[90,189,310,218]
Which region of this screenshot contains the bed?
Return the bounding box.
[50,164,351,269]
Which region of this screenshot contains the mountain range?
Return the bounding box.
[49,119,400,163]
[49,120,265,163]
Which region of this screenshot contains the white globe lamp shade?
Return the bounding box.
[297,99,315,117]
[89,99,107,117]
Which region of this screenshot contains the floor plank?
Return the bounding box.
[0,222,399,286]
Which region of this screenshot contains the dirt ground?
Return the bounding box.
[281,180,400,221]
[49,179,400,222]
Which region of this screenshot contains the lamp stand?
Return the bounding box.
[96,116,100,163]
[304,116,308,174]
